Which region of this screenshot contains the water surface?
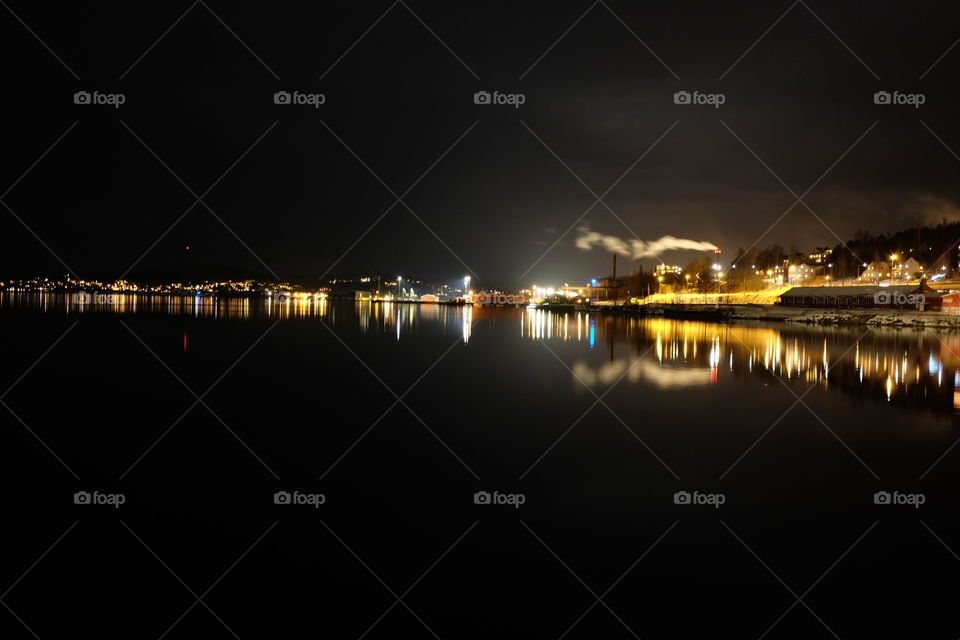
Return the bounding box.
[2,294,958,637]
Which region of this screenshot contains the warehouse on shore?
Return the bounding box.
[778,283,960,311]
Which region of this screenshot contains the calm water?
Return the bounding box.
[2,293,959,637]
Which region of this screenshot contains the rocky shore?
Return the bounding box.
[621,303,960,328]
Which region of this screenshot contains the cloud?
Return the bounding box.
[575,227,718,259]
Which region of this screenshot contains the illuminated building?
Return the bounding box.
[860,261,891,282]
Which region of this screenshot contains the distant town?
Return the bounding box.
[6,220,960,315]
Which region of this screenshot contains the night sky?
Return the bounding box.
[4,1,960,286]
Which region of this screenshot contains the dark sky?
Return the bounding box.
[3,1,960,287]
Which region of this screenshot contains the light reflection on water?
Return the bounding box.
[1,292,478,344]
[520,308,960,414]
[5,292,960,413]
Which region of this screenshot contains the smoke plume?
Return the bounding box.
[575,227,718,259]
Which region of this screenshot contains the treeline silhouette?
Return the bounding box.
[728,219,960,280]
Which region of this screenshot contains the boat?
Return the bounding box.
[536,301,576,311]
[535,294,584,312]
